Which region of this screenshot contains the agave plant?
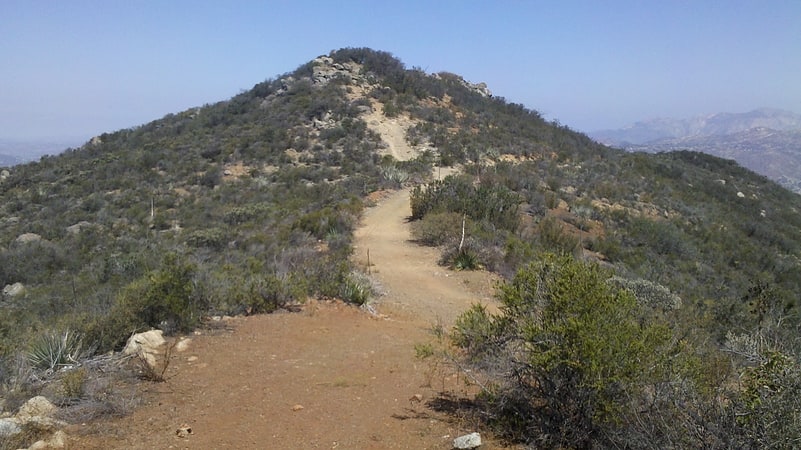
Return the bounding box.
[28,330,86,372]
[380,165,410,185]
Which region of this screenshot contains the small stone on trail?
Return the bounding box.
[176,423,193,438]
[291,404,304,411]
[453,431,482,449]
[175,337,192,352]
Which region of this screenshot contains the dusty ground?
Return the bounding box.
[69,188,507,449]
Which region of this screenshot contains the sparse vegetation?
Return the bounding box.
[1,47,801,446]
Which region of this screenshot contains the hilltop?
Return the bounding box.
[2,48,801,448]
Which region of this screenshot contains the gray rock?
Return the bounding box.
[15,232,42,243]
[65,221,93,234]
[3,282,25,298]
[453,432,482,449]
[0,418,21,437]
[311,56,360,85]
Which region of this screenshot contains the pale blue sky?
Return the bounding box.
[1,1,799,142]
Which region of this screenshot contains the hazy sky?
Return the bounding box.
[2,1,799,142]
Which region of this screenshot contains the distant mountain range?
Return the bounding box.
[590,108,801,193]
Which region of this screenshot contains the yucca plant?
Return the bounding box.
[450,247,480,271]
[341,271,373,305]
[28,330,86,372]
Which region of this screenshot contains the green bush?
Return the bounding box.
[451,254,681,447]
[186,228,227,249]
[293,202,360,241]
[241,274,308,314]
[93,253,202,350]
[537,216,579,254]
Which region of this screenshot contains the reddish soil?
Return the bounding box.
[70,189,509,449]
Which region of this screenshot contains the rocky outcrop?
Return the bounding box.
[433,73,492,97]
[0,418,21,436]
[462,81,491,97]
[311,56,361,85]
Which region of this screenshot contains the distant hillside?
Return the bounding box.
[591,109,801,192]
[626,127,801,193]
[2,48,801,446]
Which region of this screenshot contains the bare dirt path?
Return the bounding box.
[362,103,424,161]
[354,189,499,327]
[71,189,504,450]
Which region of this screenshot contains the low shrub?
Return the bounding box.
[410,175,520,232]
[537,216,579,254]
[440,246,481,271]
[59,366,88,400]
[410,211,463,246]
[186,228,227,249]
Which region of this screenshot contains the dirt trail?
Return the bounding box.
[354,190,499,327]
[362,104,422,161]
[72,195,502,450]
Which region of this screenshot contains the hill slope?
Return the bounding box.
[2,47,801,447]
